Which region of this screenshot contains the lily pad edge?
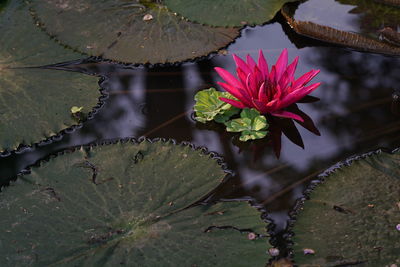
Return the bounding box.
[164,0,296,28]
[28,7,244,67]
[1,137,232,192]
[284,147,400,264]
[0,74,109,158]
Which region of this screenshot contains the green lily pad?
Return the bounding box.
[290,150,400,266]
[164,0,297,27]
[225,108,268,142]
[29,0,239,64]
[0,0,102,152]
[194,88,239,124]
[0,140,272,266]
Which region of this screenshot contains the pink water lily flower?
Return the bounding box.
[215,49,321,122]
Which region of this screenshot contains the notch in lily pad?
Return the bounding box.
[0,139,273,266]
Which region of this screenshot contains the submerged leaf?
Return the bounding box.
[376,0,400,6]
[338,0,400,40]
[225,108,269,141]
[164,0,297,27]
[29,0,239,64]
[291,150,400,266]
[0,140,271,266]
[194,88,239,123]
[0,0,102,152]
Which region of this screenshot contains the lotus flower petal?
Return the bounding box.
[271,110,304,122]
[257,50,269,78]
[269,65,277,85]
[285,56,299,84]
[258,82,268,103]
[246,54,257,70]
[278,71,291,93]
[215,67,243,89]
[236,67,248,85]
[280,82,321,108]
[219,97,247,109]
[246,73,258,99]
[233,54,251,74]
[274,48,288,82]
[251,99,269,113]
[292,69,320,90]
[217,82,253,107]
[252,65,264,86]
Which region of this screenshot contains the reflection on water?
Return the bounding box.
[295,0,359,32]
[1,21,400,239]
[290,0,400,41]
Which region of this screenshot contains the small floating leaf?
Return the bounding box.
[225,108,268,141]
[194,88,239,123]
[29,0,239,64]
[0,140,272,266]
[0,1,102,152]
[291,150,400,266]
[164,0,297,27]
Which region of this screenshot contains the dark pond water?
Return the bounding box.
[1,0,400,254]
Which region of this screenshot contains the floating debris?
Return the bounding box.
[380,27,400,46]
[247,232,257,240]
[268,248,280,257]
[70,106,83,114]
[303,248,315,255]
[143,14,153,21]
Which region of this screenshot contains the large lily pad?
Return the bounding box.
[0,0,102,153]
[290,150,400,266]
[29,0,239,64]
[164,0,296,27]
[0,140,271,266]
